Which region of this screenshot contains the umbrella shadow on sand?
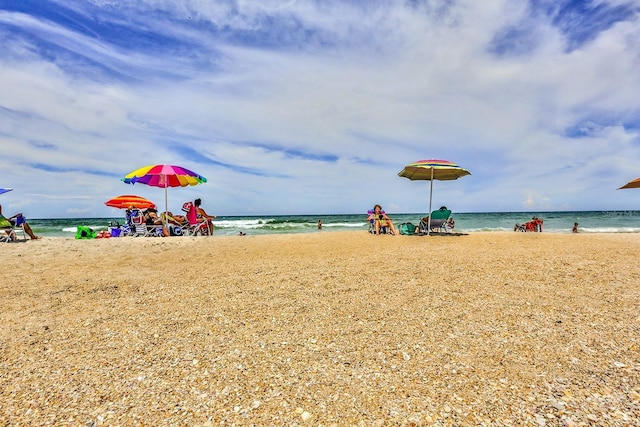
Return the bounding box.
[411,231,469,237]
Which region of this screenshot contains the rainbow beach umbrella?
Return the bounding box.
[122,164,207,225]
[398,159,471,235]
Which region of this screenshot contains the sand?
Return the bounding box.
[1,231,639,426]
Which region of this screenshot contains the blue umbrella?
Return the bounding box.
[0,188,13,195]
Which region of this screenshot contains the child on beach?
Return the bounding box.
[573,223,579,233]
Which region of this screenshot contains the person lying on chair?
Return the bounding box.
[0,204,40,239]
[162,211,187,226]
[367,204,398,236]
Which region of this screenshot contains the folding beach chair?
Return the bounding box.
[514,217,543,232]
[0,214,26,242]
[161,212,187,236]
[367,209,389,234]
[127,208,149,236]
[1,217,16,242]
[182,201,210,236]
[417,208,452,234]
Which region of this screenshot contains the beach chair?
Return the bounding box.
[514,217,543,232]
[145,224,166,237]
[124,208,137,236]
[367,209,388,234]
[12,215,28,240]
[182,201,210,236]
[161,212,187,236]
[0,214,27,242]
[185,217,210,236]
[1,216,16,242]
[417,208,451,234]
[127,208,149,236]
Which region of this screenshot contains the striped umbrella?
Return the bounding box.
[105,195,155,210]
[398,159,471,234]
[122,165,207,225]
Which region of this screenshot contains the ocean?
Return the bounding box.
[22,211,640,238]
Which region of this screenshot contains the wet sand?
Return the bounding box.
[1,232,639,425]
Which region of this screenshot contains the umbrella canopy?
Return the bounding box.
[398,159,471,235]
[398,159,471,181]
[105,195,155,210]
[0,188,14,195]
[618,177,640,190]
[122,164,207,225]
[122,165,207,188]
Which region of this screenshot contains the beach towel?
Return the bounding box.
[0,216,12,228]
[183,201,197,225]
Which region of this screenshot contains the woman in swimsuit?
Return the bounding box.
[367,204,398,235]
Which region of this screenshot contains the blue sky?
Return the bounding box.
[1,0,639,218]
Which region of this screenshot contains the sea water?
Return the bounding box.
[22,211,640,238]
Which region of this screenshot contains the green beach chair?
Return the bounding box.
[418,207,451,234]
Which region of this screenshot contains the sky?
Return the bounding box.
[1,0,639,218]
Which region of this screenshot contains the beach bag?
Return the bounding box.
[399,222,417,235]
[75,226,96,239]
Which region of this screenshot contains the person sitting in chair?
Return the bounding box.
[446,217,455,230]
[143,206,162,225]
[0,204,40,239]
[194,198,216,235]
[367,204,398,236]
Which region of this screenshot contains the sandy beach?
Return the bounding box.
[1,231,639,426]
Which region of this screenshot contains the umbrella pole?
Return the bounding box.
[163,179,168,230]
[427,167,434,236]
